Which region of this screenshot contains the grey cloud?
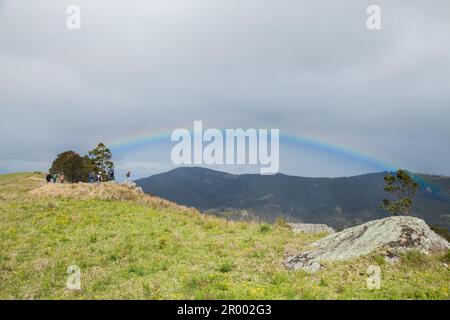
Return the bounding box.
[0,0,449,177]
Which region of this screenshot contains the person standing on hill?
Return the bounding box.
[88,171,95,183]
[126,171,131,182]
[60,173,65,184]
[46,174,52,183]
[109,168,115,181]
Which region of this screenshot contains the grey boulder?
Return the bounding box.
[285,216,450,272]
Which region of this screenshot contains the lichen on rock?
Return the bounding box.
[288,223,335,234]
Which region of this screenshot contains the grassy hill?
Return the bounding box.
[0,172,449,299]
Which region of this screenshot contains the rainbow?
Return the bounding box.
[109,129,172,153]
[108,128,398,173]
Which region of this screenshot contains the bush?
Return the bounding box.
[218,261,234,273]
[275,217,289,228]
[259,223,271,234]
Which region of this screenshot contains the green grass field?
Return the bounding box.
[0,173,448,299]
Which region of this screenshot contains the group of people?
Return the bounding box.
[46,173,65,184]
[45,168,129,184]
[88,168,115,183]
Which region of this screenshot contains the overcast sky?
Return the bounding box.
[1,0,449,179]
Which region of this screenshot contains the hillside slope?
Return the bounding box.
[136,167,450,230]
[0,173,448,299]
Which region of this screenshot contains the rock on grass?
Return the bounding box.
[284,216,450,272]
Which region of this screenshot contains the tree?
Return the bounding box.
[382,169,419,216]
[81,155,96,181]
[88,143,114,180]
[50,151,88,183]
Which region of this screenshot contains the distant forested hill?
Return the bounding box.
[136,167,450,230]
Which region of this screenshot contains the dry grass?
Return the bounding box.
[28,182,197,214]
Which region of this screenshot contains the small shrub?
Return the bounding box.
[259,223,271,234]
[275,217,289,228]
[218,261,234,273]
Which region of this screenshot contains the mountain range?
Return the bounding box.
[135,167,450,230]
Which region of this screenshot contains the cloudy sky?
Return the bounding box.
[1,0,449,179]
